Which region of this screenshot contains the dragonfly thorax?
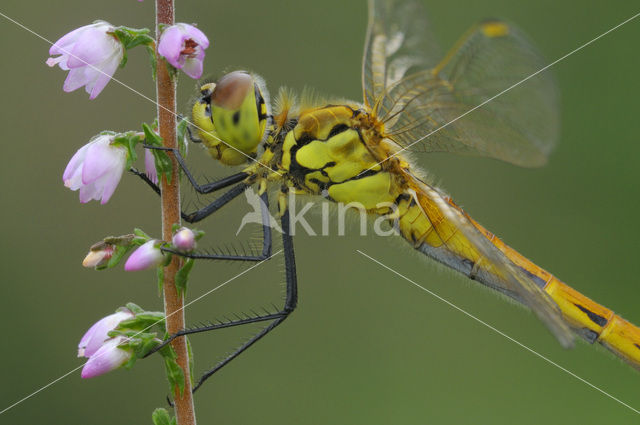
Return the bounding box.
[272,104,403,211]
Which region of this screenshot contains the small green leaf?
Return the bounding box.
[186,337,194,386]
[163,351,185,396]
[175,258,194,295]
[119,51,128,68]
[122,348,137,370]
[176,116,189,157]
[112,131,145,169]
[157,266,164,296]
[113,26,155,50]
[133,228,152,239]
[103,234,136,246]
[119,312,165,331]
[132,236,148,246]
[125,302,145,315]
[151,408,173,425]
[101,245,133,270]
[142,123,163,146]
[146,45,157,81]
[142,123,173,183]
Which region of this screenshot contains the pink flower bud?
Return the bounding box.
[46,22,124,99]
[81,336,133,378]
[144,149,158,185]
[63,134,128,204]
[158,23,209,79]
[172,227,196,251]
[78,310,134,358]
[82,244,114,268]
[124,240,164,271]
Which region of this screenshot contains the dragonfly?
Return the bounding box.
[138,0,640,393]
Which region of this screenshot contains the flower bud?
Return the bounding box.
[81,336,133,378]
[82,243,114,268]
[172,227,196,252]
[124,240,164,271]
[78,310,134,358]
[144,149,158,185]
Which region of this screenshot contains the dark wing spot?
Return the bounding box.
[232,111,241,125]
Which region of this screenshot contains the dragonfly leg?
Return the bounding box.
[191,209,297,392]
[146,209,297,393]
[143,144,249,194]
[129,166,249,222]
[131,165,271,260]
[162,190,273,261]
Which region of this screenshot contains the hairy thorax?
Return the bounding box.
[258,104,414,213]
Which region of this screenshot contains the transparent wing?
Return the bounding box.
[362,0,441,108]
[410,176,574,347]
[374,21,559,167]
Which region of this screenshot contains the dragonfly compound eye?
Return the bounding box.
[192,70,268,165]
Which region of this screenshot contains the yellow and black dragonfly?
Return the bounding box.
[138,0,640,392]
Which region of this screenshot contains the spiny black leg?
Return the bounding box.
[146,209,298,393]
[183,183,248,223]
[162,191,273,261]
[130,166,272,260]
[130,167,161,195]
[191,209,297,392]
[129,167,249,223]
[144,144,248,194]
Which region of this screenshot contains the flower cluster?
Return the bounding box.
[78,310,134,378]
[48,10,209,407]
[48,22,208,100]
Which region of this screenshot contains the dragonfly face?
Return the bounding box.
[192,70,269,165]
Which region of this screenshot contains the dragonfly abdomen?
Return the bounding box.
[395,186,640,368]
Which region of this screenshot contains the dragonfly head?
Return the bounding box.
[192,71,269,165]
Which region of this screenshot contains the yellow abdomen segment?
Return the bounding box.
[396,189,640,368]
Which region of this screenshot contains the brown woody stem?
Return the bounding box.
[156,0,196,424]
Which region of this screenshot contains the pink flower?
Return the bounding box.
[81,336,133,378]
[78,310,134,358]
[46,22,124,99]
[63,134,128,204]
[124,240,164,271]
[172,227,196,251]
[158,23,209,79]
[144,149,158,185]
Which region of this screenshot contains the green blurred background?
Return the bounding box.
[1,0,639,423]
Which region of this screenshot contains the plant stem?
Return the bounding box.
[156,1,196,424]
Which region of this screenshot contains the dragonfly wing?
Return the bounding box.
[409,176,574,347]
[362,0,442,108]
[375,21,559,167]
